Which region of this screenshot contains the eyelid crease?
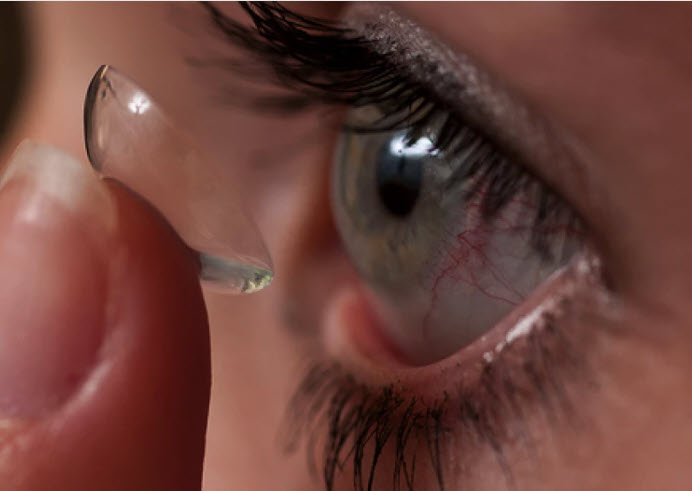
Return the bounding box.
[342,3,594,225]
[202,1,586,257]
[202,1,595,245]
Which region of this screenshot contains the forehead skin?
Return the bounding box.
[402,3,692,313]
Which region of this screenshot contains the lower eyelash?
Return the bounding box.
[281,363,448,491]
[281,295,598,491]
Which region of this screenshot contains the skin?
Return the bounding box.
[0,2,690,490]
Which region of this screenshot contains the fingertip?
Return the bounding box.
[0,145,211,490]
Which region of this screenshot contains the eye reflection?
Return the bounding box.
[375,134,432,217]
[389,134,437,156]
[332,107,582,365]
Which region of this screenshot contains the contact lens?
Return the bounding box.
[83,65,273,293]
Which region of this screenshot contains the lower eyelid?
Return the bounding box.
[322,251,599,392]
[287,249,613,490]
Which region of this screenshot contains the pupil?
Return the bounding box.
[376,134,426,217]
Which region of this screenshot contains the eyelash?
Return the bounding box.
[200,2,595,490]
[280,303,595,491]
[202,1,582,259]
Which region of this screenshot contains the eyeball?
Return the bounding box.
[331,107,581,364]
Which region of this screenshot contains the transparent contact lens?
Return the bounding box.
[84,65,273,293]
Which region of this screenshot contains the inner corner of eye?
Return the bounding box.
[328,105,585,366]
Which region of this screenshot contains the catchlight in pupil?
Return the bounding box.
[376,134,431,217]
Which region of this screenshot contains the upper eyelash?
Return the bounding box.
[201,1,582,259]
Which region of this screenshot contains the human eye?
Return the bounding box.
[332,86,584,366]
[203,2,615,490]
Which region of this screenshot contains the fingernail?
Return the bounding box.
[0,141,116,418]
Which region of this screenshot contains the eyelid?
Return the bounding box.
[341,3,594,223]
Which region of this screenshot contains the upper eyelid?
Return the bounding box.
[206,1,591,225]
[341,3,593,220]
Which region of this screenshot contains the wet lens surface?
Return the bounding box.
[84,65,273,293]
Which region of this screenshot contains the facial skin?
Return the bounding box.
[0,3,691,491]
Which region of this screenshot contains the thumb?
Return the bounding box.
[0,142,210,490]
